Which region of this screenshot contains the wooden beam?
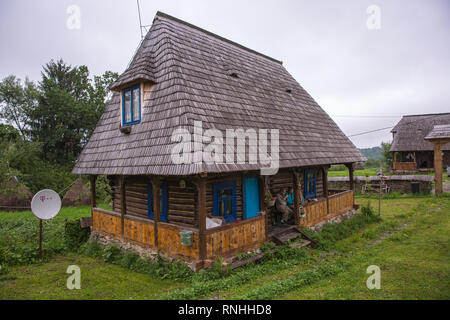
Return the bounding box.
[120,176,126,235]
[151,177,161,248]
[293,170,300,227]
[322,166,329,215]
[434,142,443,194]
[259,175,269,240]
[346,163,355,192]
[194,179,207,260]
[90,175,97,208]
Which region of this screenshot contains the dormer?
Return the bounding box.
[110,79,155,133]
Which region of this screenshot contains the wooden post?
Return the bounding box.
[120,176,126,236]
[259,175,269,240]
[346,163,354,192]
[195,179,207,261]
[293,170,300,227]
[322,166,329,215]
[90,175,97,208]
[434,142,443,194]
[151,177,161,248]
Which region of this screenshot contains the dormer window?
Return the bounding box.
[122,84,141,126]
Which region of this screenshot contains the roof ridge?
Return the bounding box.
[154,11,283,65]
[403,112,450,118]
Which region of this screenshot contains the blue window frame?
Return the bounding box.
[304,169,317,199]
[122,84,141,126]
[213,181,237,223]
[147,182,168,222]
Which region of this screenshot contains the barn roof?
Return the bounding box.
[390,113,450,152]
[73,11,365,176]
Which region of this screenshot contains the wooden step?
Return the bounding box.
[271,226,316,247]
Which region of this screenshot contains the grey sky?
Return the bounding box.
[1,0,449,148]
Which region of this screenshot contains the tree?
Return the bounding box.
[28,59,118,166]
[0,75,38,137]
[381,141,393,169]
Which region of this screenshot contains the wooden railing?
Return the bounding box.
[299,190,354,227]
[205,215,266,259]
[92,208,265,262]
[92,208,200,261]
[393,162,415,171]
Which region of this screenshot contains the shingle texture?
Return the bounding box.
[425,124,450,141]
[73,12,365,176]
[390,113,450,152]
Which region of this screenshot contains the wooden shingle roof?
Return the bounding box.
[390,113,450,152]
[73,12,365,176]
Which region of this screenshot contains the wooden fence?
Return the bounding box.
[393,162,415,171]
[299,190,354,227]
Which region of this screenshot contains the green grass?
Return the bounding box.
[0,253,184,299]
[1,196,449,300]
[328,169,450,183]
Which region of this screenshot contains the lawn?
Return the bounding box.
[1,196,449,300]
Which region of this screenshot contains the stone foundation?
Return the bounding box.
[308,209,358,232]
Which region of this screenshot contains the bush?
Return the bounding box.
[361,201,375,216]
[64,219,90,250]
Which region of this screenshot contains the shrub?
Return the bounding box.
[64,219,90,250]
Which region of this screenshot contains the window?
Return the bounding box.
[213,181,237,223]
[304,169,317,199]
[147,182,168,222]
[122,84,141,126]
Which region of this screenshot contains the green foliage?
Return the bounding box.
[381,141,393,168]
[0,207,91,266]
[363,158,382,169]
[235,262,346,300]
[359,146,382,160]
[360,201,375,216]
[329,164,347,171]
[0,75,38,137]
[0,60,118,195]
[79,243,193,281]
[64,219,90,250]
[93,175,112,204]
[302,212,382,251]
[28,59,118,167]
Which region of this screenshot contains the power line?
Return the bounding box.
[346,113,447,138]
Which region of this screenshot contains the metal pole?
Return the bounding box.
[38,219,43,258]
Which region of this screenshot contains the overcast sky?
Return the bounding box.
[1,0,449,148]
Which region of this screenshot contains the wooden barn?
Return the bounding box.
[73,12,365,269]
[390,113,450,172]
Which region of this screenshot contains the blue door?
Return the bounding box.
[147,182,168,222]
[304,169,317,199]
[243,176,260,219]
[213,181,237,223]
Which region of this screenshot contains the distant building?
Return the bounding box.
[390,113,450,172]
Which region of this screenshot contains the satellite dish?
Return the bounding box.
[31,189,61,220]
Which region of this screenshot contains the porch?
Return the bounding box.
[88,164,357,268]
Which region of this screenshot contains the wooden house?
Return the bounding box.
[73,12,365,269]
[390,113,450,172]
